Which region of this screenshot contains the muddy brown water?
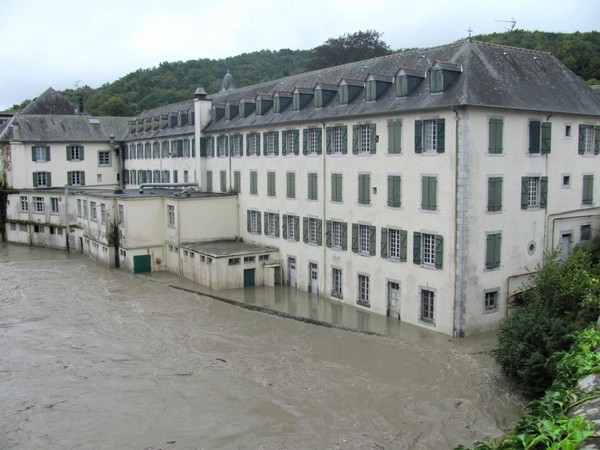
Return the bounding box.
[0,243,523,449]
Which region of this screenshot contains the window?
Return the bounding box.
[286,172,296,199]
[421,176,437,211]
[118,205,124,225]
[33,225,44,233]
[217,136,228,157]
[266,212,279,237]
[228,258,240,265]
[250,171,258,195]
[20,196,28,212]
[332,267,343,298]
[326,126,348,154]
[365,80,376,101]
[303,217,322,245]
[32,196,44,213]
[415,119,445,153]
[283,214,299,241]
[528,121,552,154]
[352,124,376,154]
[33,171,51,188]
[66,145,84,161]
[19,223,27,232]
[420,289,435,324]
[303,128,322,155]
[329,220,346,250]
[98,151,111,166]
[32,145,50,162]
[264,131,279,156]
[173,170,178,183]
[100,203,105,224]
[307,173,318,200]
[488,118,503,154]
[267,171,276,197]
[247,210,261,234]
[339,85,348,105]
[162,170,170,183]
[484,290,499,313]
[413,232,443,269]
[358,274,370,306]
[331,173,343,202]
[381,228,407,261]
[231,135,243,157]
[387,175,401,208]
[258,254,270,262]
[395,75,408,97]
[77,199,82,217]
[430,69,443,93]
[487,177,503,212]
[153,142,160,158]
[521,176,548,209]
[247,133,260,156]
[583,174,594,205]
[145,142,152,159]
[581,224,592,241]
[282,130,299,156]
[82,200,88,218]
[485,232,502,270]
[233,171,241,193]
[67,171,85,186]
[358,173,370,205]
[166,205,174,226]
[244,256,255,263]
[50,197,59,214]
[90,202,97,221]
[206,171,213,192]
[351,223,375,256]
[220,170,227,193]
[136,144,143,159]
[387,120,402,154]
[578,125,600,155]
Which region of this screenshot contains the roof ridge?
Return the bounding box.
[470,39,552,55]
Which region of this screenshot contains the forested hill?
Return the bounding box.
[16,30,600,117]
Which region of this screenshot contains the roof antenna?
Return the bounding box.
[467,27,473,41]
[495,17,516,32]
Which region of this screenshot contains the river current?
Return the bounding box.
[0,243,523,449]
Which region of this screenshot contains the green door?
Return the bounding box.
[133,254,151,274]
[244,268,255,287]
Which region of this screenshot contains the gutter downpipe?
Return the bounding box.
[322,121,327,296]
[452,105,466,338]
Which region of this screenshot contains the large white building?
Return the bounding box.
[2,39,600,336]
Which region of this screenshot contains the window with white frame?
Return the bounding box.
[420,289,435,323]
[90,202,97,221]
[265,131,278,156]
[68,171,85,186]
[232,134,242,157]
[98,151,111,166]
[167,205,175,227]
[358,274,370,306]
[358,124,371,153]
[248,133,259,156]
[32,145,50,162]
[217,136,228,157]
[332,221,343,249]
[32,197,44,213]
[308,128,319,154]
[579,125,597,155]
[423,233,436,265]
[267,212,278,237]
[33,171,51,187]
[332,267,343,298]
[484,289,499,313]
[359,224,370,254]
[415,119,445,153]
[309,217,318,244]
[286,214,297,240]
[67,145,84,161]
[423,120,437,152]
[389,228,401,259]
[82,200,88,218]
[249,210,260,234]
[521,176,547,209]
[50,197,59,214]
[285,130,298,156]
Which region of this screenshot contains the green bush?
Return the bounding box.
[492,242,600,397]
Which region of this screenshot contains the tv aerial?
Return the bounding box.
[495,18,516,32]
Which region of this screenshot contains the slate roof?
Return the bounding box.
[0,115,131,142]
[123,100,195,142]
[205,39,600,133]
[20,87,78,115]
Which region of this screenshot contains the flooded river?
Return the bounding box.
[0,244,523,449]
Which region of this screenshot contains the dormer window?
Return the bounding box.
[429,62,461,94]
[395,69,425,97]
[256,96,273,116]
[211,105,225,123]
[339,85,348,105]
[314,84,337,108]
[239,100,255,119]
[338,79,364,105]
[225,103,238,121]
[365,74,393,101]
[292,88,313,111]
[365,80,376,101]
[274,93,292,113]
[430,70,443,93]
[314,90,323,108]
[292,92,300,111]
[169,113,177,127]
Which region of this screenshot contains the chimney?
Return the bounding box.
[194,87,208,100]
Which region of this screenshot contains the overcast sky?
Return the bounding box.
[1,0,598,111]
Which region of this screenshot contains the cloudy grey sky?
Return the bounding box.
[1,0,598,111]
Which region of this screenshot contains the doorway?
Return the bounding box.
[387,281,401,320]
[288,257,297,288]
[309,262,318,294]
[244,268,256,287]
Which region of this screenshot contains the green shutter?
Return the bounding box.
[415,120,423,153]
[489,118,503,154]
[326,220,332,248]
[275,214,280,237]
[282,214,288,239]
[341,126,348,154]
[358,174,370,204]
[317,219,323,246]
[295,216,300,241]
[47,172,52,187]
[351,223,358,253]
[80,171,85,186]
[317,128,322,155]
[282,130,287,156]
[369,123,377,154]
[274,132,279,156]
[80,146,84,160]
[369,225,376,256]
[262,132,267,156]
[595,127,600,155]
[45,146,50,161]
[413,232,421,264]
[436,119,445,153]
[388,120,402,154]
[31,147,37,161]
[521,177,529,209]
[486,233,501,270]
[487,177,503,212]
[326,127,332,154]
[540,176,548,209]
[388,175,401,208]
[578,125,586,155]
[422,176,437,210]
[541,122,552,154]
[66,146,71,161]
[32,172,38,187]
[293,131,299,155]
[257,211,262,235]
[380,227,388,259]
[583,175,594,205]
[529,121,541,153]
[67,171,72,186]
[400,230,407,262]
[352,125,359,154]
[247,210,251,232]
[341,222,348,250]
[303,217,308,243]
[303,129,308,155]
[435,235,443,269]
[263,212,268,235]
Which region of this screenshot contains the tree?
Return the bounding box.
[308,30,392,70]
